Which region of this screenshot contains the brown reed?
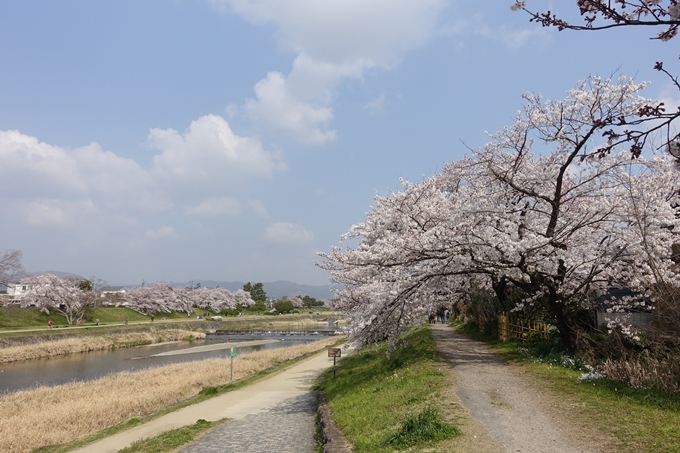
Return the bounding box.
[0,329,205,364]
[0,337,338,453]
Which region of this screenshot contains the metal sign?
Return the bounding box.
[328,348,341,358]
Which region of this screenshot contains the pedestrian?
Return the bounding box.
[125,316,129,326]
[150,313,154,322]
[47,319,52,329]
[95,318,99,326]
[444,309,450,323]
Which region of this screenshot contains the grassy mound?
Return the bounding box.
[314,327,460,452]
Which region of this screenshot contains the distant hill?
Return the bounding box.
[25,272,336,301]
[27,270,86,279]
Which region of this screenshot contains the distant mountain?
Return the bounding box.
[163,279,335,300]
[27,270,86,279]
[25,272,337,301]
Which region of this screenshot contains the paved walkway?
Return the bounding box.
[179,392,317,453]
[72,349,337,453]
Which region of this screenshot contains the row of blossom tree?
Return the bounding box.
[320,75,680,353]
[124,284,255,315]
[19,275,256,324]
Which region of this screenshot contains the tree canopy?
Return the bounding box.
[320,75,680,352]
[0,249,25,287]
[513,1,680,160]
[243,282,267,303]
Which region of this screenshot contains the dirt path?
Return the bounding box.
[432,324,601,453]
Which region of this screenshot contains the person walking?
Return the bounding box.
[47,319,52,329]
[125,316,129,326]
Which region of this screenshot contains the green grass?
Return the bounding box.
[0,306,334,333]
[116,419,227,453]
[453,321,680,453]
[0,306,68,329]
[382,406,460,449]
[314,327,460,452]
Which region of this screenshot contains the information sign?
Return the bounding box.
[328,348,341,358]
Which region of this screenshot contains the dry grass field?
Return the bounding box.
[0,329,205,364]
[0,337,338,453]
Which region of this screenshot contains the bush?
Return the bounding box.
[464,289,501,335]
[382,406,460,448]
[274,301,294,314]
[250,301,267,312]
[220,308,241,317]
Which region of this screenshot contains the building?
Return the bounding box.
[1,283,34,304]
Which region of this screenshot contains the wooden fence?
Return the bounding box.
[498,315,550,342]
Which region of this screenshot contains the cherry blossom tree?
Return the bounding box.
[513,1,680,160]
[232,289,256,308]
[512,1,680,41]
[125,284,256,316]
[125,283,177,315]
[289,296,304,309]
[320,75,680,352]
[21,274,95,325]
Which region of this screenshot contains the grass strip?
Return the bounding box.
[314,327,460,452]
[454,321,680,453]
[115,418,228,453]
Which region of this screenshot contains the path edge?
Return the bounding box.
[317,392,353,453]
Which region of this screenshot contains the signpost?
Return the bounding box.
[328,348,341,377]
[230,346,236,385]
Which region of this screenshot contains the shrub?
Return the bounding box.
[274,301,294,313]
[382,406,460,448]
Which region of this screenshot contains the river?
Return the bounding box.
[0,330,339,394]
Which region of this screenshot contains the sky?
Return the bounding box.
[0,1,678,286]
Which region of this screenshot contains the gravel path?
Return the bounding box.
[432,324,595,453]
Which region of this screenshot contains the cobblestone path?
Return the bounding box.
[179,392,317,453]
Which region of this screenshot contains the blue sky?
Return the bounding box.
[1,1,677,286]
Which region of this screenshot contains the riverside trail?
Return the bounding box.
[431,324,613,453]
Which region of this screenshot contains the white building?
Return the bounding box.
[2,283,34,304]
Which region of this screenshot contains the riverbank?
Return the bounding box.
[314,326,464,452]
[0,328,204,364]
[0,336,339,453]
[0,314,340,364]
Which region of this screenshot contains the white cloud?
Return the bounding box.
[245,70,337,145]
[185,197,242,217]
[149,114,285,193]
[264,222,314,245]
[23,200,70,227]
[0,130,152,202]
[0,115,283,235]
[213,0,447,144]
[146,225,177,240]
[215,0,446,64]
[364,93,387,116]
[248,199,268,217]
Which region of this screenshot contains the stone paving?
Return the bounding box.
[179,392,317,453]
